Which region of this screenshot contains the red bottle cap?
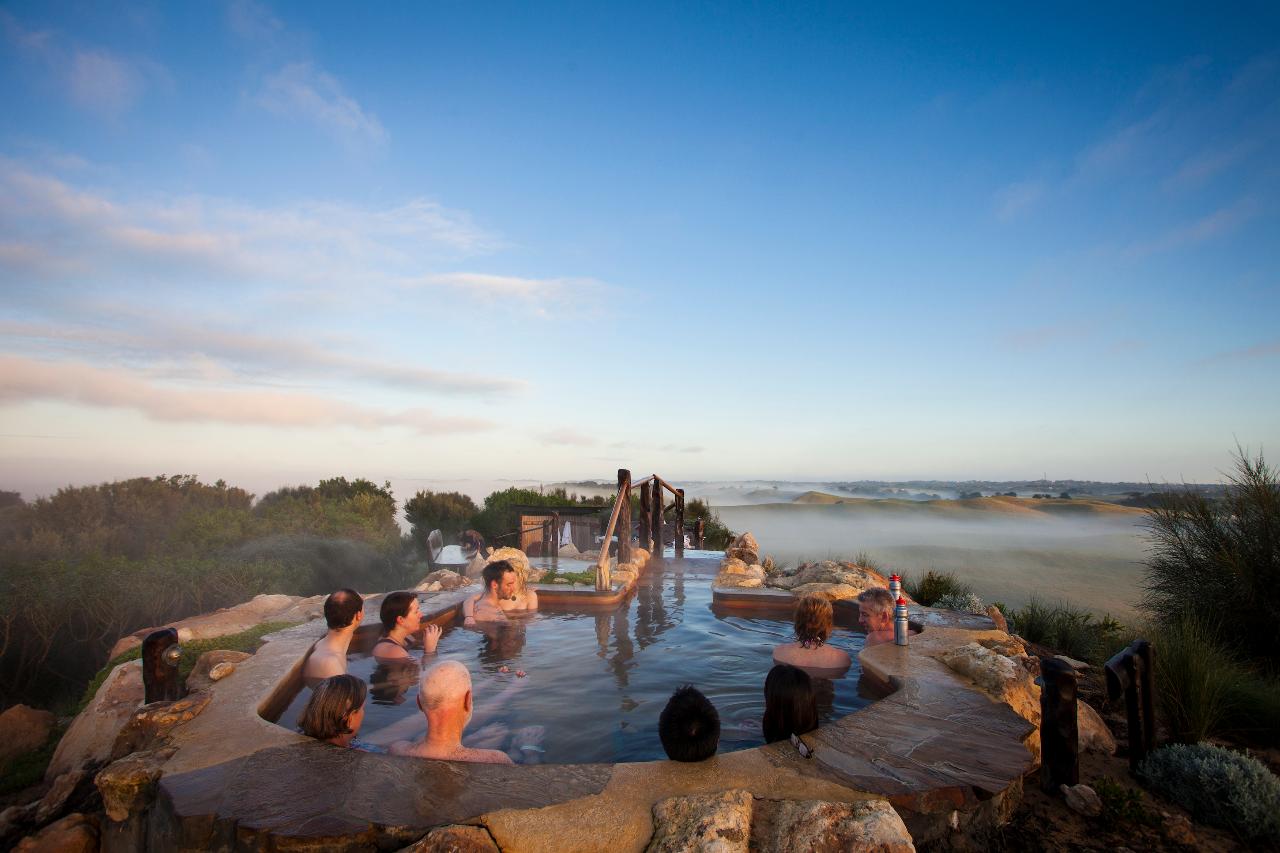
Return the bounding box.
[896,596,907,605]
[890,573,900,582]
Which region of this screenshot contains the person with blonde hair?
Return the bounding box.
[297,674,367,748]
[772,595,851,670]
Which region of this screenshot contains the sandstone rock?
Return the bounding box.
[730,532,759,553]
[765,574,803,591]
[415,569,472,592]
[13,813,98,853]
[939,643,1040,731]
[209,662,237,681]
[110,693,212,761]
[47,661,144,780]
[788,561,891,594]
[986,605,1009,632]
[755,798,915,853]
[1160,812,1196,846]
[0,704,55,765]
[108,593,308,659]
[1060,784,1102,817]
[526,567,547,583]
[647,789,751,853]
[34,770,90,824]
[791,582,861,601]
[185,650,251,693]
[715,573,764,589]
[632,547,651,566]
[977,635,1028,659]
[726,546,760,565]
[558,542,581,558]
[268,593,328,624]
[719,557,750,574]
[1077,700,1116,755]
[485,547,531,576]
[95,747,174,822]
[0,803,37,846]
[402,824,499,852]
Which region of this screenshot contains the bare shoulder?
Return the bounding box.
[466,747,515,765]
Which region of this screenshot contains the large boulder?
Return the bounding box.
[95,747,174,822]
[725,532,760,565]
[485,547,530,576]
[753,799,915,853]
[34,770,94,824]
[715,562,766,589]
[1077,698,1117,755]
[110,693,212,761]
[185,650,251,693]
[647,789,751,853]
[771,560,891,596]
[12,813,98,853]
[47,661,143,780]
[790,582,861,601]
[0,704,55,765]
[414,569,472,593]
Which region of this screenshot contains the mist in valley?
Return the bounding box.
[716,503,1151,618]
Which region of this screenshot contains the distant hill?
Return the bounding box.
[788,491,1144,518]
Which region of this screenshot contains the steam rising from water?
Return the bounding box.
[716,504,1149,617]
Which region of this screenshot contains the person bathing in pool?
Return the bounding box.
[463,560,538,626]
[772,595,852,672]
[373,591,441,662]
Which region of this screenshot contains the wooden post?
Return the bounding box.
[1039,657,1079,792]
[617,469,632,565]
[551,511,560,566]
[142,628,183,703]
[639,481,651,552]
[675,488,685,558]
[696,518,705,549]
[1135,640,1156,755]
[651,480,663,556]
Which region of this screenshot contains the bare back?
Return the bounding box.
[389,740,514,765]
[772,641,851,671]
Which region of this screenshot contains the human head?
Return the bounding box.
[459,529,485,554]
[793,595,833,646]
[856,588,894,633]
[658,685,720,762]
[324,588,364,631]
[418,659,473,724]
[297,674,366,744]
[762,664,818,744]
[482,560,517,600]
[379,591,421,634]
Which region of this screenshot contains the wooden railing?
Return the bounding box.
[595,468,692,591]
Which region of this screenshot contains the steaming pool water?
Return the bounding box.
[275,559,876,764]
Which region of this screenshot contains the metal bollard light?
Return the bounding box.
[894,596,910,646]
[142,627,183,704]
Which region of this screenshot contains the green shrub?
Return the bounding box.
[685,498,735,550]
[1139,743,1280,841]
[1092,775,1158,830]
[903,570,970,606]
[933,591,986,614]
[403,490,479,548]
[1143,448,1280,672]
[1008,598,1129,664]
[538,569,596,586]
[1153,616,1243,743]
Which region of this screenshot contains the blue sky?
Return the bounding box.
[1,1,1277,497]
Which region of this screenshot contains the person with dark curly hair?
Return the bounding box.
[658,685,720,762]
[762,663,818,744]
[772,595,851,670]
[297,674,367,748]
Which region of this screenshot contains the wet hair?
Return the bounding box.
[324,588,364,630]
[793,595,833,647]
[857,587,894,619]
[379,591,417,633]
[297,674,366,742]
[762,664,818,744]
[482,560,515,592]
[658,685,720,762]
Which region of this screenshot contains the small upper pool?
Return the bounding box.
[274,560,877,764]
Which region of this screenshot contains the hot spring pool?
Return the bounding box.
[275,560,877,763]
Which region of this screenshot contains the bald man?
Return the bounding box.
[389,661,514,764]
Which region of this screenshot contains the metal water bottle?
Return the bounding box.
[894,596,910,646]
[888,573,902,600]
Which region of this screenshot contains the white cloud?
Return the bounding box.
[227,0,285,43]
[255,61,387,146]
[0,356,493,435]
[408,272,603,302]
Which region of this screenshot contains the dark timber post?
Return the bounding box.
[1135,640,1156,756]
[675,488,685,558]
[651,481,663,556]
[696,518,705,549]
[142,628,183,704]
[551,511,560,566]
[639,481,651,554]
[1106,640,1156,772]
[617,469,632,565]
[1039,657,1080,792]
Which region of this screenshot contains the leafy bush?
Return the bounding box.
[468,487,598,544]
[1092,775,1158,830]
[1008,598,1128,663]
[684,498,735,550]
[903,570,970,606]
[1139,743,1280,841]
[403,490,479,549]
[1143,449,1280,671]
[933,591,986,614]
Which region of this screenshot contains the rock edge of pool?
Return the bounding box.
[76,551,1041,852]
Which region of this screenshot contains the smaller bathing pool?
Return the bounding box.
[274,561,880,764]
